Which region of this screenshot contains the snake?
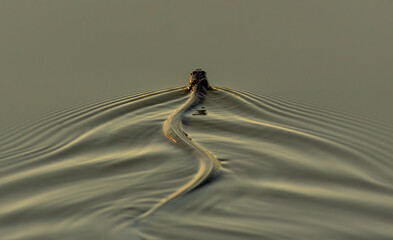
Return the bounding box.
[133,69,221,223]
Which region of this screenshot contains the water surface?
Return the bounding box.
[1,87,392,239]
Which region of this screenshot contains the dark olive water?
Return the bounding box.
[0,87,392,240]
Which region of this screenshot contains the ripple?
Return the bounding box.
[1,86,392,239]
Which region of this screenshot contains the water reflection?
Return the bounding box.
[0,87,392,239]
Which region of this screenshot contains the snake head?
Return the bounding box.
[187,69,210,91]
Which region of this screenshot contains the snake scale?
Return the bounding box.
[133,69,221,223]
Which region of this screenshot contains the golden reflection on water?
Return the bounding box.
[0,87,392,239]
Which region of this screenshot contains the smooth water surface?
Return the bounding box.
[1,87,392,239]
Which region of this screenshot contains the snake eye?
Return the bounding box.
[190,69,206,77]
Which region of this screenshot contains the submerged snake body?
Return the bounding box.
[134,69,221,222]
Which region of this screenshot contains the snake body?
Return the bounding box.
[134,69,221,222]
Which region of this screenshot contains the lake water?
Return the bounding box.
[1,86,392,239]
[1,1,393,239]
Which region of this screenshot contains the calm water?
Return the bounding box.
[1,87,392,240]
